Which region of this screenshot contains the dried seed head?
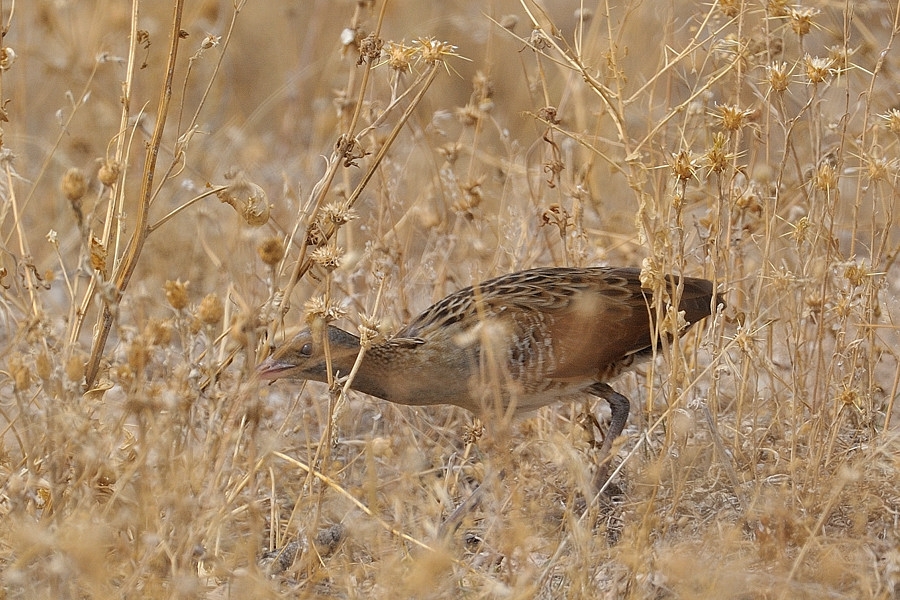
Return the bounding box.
[127,338,149,374]
[98,159,120,186]
[880,109,900,134]
[35,350,52,381]
[358,32,384,65]
[789,7,819,37]
[827,45,852,74]
[62,167,87,203]
[836,385,859,408]
[144,318,173,346]
[462,418,485,445]
[804,55,833,84]
[671,150,698,182]
[257,237,285,266]
[65,353,85,383]
[200,34,221,50]
[310,245,344,271]
[766,0,790,17]
[864,156,890,182]
[453,178,484,215]
[164,279,190,311]
[386,41,414,73]
[791,215,810,245]
[455,103,483,126]
[704,132,730,175]
[844,263,868,287]
[718,0,740,18]
[472,71,493,104]
[814,161,838,191]
[357,314,384,348]
[303,295,347,325]
[0,47,15,70]
[217,176,270,227]
[197,293,224,326]
[8,353,31,390]
[717,103,753,131]
[766,62,790,93]
[414,37,458,64]
[228,313,253,348]
[437,142,462,164]
[321,201,358,225]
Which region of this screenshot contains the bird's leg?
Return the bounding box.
[586,382,630,492]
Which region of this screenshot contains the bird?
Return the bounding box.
[257,266,723,486]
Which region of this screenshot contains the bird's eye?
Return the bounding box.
[300,343,312,356]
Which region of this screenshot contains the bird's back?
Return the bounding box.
[392,267,717,409]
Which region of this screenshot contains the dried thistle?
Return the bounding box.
[844,262,869,288]
[717,103,754,132]
[704,132,731,175]
[98,159,120,187]
[766,0,790,17]
[880,109,900,134]
[414,37,459,65]
[791,215,810,245]
[62,166,87,205]
[257,237,285,267]
[164,279,190,311]
[144,318,173,346]
[462,417,485,445]
[321,201,358,225]
[310,245,344,271]
[789,7,819,38]
[357,313,385,348]
[804,55,833,84]
[127,338,149,374]
[65,352,85,383]
[864,155,891,182]
[35,350,52,381]
[671,150,698,182]
[197,293,224,326]
[385,41,415,73]
[814,161,838,191]
[766,61,791,93]
[717,0,741,18]
[304,295,347,325]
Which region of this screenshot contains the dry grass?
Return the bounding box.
[1,0,899,598]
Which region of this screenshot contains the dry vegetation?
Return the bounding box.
[1,0,899,598]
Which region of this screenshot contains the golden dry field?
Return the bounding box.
[1,1,899,598]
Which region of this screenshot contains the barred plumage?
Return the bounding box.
[258,266,723,475]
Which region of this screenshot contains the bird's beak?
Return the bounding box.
[256,357,293,380]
